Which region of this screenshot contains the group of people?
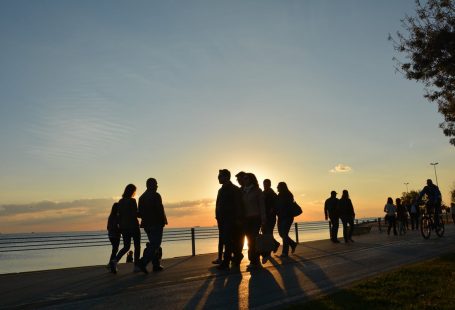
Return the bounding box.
[214,170,298,271]
[324,190,356,243]
[107,178,168,274]
[383,179,443,235]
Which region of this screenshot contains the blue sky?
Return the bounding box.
[0,0,453,232]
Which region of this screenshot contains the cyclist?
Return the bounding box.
[417,179,442,227]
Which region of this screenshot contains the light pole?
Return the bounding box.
[430,162,439,187]
[404,182,409,193]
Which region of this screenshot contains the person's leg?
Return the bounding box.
[285,218,296,251]
[278,219,287,255]
[330,217,339,241]
[245,218,261,264]
[132,227,141,265]
[116,230,132,262]
[231,222,244,265]
[109,237,120,262]
[393,217,397,235]
[348,217,354,240]
[219,221,233,269]
[143,226,163,268]
[216,219,224,262]
[340,217,348,242]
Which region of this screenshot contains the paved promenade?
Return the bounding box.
[1,224,455,309]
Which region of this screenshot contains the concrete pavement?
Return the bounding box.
[1,224,454,309]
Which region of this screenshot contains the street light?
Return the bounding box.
[430,162,439,187]
[404,182,409,193]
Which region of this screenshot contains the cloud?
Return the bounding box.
[329,164,352,173]
[0,198,216,233]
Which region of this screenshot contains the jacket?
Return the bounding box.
[117,198,139,230]
[138,190,167,228]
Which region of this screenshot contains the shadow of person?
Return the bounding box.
[201,272,243,309]
[287,256,336,294]
[247,266,286,309]
[268,256,308,300]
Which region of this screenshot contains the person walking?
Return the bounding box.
[261,179,280,263]
[324,191,340,243]
[338,190,355,243]
[215,169,243,271]
[384,197,397,236]
[396,198,407,235]
[276,182,297,257]
[137,178,167,273]
[242,173,266,269]
[232,171,247,266]
[106,202,121,268]
[110,184,141,274]
[409,202,420,230]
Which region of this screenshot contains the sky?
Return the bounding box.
[1,0,454,233]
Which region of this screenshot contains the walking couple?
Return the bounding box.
[107,178,167,274]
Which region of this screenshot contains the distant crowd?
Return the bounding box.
[105,173,447,274]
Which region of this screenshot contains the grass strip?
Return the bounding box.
[290,253,455,310]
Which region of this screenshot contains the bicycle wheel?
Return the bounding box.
[436,217,445,237]
[421,217,431,239]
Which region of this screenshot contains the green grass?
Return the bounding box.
[291,253,455,310]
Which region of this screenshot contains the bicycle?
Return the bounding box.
[420,207,444,239]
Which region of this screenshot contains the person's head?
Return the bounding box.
[235,171,246,187]
[277,182,289,194]
[396,198,401,205]
[263,179,271,190]
[122,184,137,199]
[330,190,337,198]
[244,173,258,187]
[146,178,158,191]
[387,197,393,204]
[218,169,231,184]
[341,190,349,199]
[427,179,433,186]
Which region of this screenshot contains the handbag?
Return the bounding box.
[255,233,276,253]
[292,201,303,217]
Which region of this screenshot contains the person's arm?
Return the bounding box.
[324,200,329,220]
[157,193,168,226]
[259,191,267,226]
[350,200,355,218]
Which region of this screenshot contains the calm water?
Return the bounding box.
[0,226,329,274]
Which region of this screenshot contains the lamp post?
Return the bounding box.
[404,182,409,193]
[430,162,439,187]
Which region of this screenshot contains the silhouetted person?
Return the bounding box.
[417,179,442,226]
[384,197,397,236]
[451,203,455,225]
[126,251,134,263]
[106,202,121,268]
[242,173,266,269]
[338,190,355,243]
[232,171,247,266]
[216,169,243,271]
[261,179,280,263]
[409,202,420,230]
[137,178,167,273]
[213,170,230,265]
[396,198,407,235]
[110,184,141,274]
[324,191,340,243]
[276,182,297,257]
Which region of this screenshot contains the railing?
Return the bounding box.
[0,217,380,256]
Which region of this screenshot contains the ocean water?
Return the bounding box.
[0,225,330,274]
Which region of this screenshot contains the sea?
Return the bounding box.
[0,224,330,274]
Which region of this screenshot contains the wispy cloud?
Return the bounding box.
[329,164,352,173]
[0,198,216,233]
[27,90,132,162]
